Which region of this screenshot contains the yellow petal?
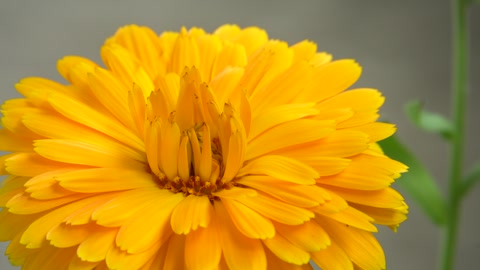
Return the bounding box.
[313,107,354,123]
[236,192,314,225]
[116,191,184,253]
[241,41,293,97]
[0,176,28,207]
[92,262,110,270]
[57,56,97,91]
[237,90,252,137]
[62,192,121,226]
[295,156,351,177]
[293,60,361,103]
[291,40,317,63]
[68,255,100,270]
[350,202,408,230]
[263,233,311,265]
[187,128,202,177]
[265,248,314,270]
[323,186,406,208]
[77,227,117,262]
[317,154,407,190]
[316,88,384,128]
[171,195,213,234]
[144,119,162,177]
[107,25,163,79]
[138,242,169,270]
[47,92,144,152]
[184,216,222,270]
[158,31,179,64]
[19,194,110,248]
[249,61,312,114]
[237,176,329,207]
[87,67,133,129]
[0,128,32,152]
[312,191,349,215]
[168,27,200,74]
[213,24,241,40]
[5,153,82,177]
[7,192,91,215]
[57,168,156,193]
[275,130,368,159]
[232,26,269,56]
[214,201,267,270]
[214,25,268,56]
[195,34,222,82]
[311,241,353,270]
[46,223,92,248]
[92,188,161,227]
[5,233,37,266]
[22,245,77,270]
[221,197,274,239]
[177,134,191,181]
[106,240,162,270]
[34,139,145,170]
[153,73,180,117]
[318,217,386,270]
[319,206,377,232]
[2,101,42,137]
[22,112,145,163]
[248,103,319,140]
[275,220,330,252]
[24,169,76,199]
[0,209,37,241]
[15,77,68,100]
[128,84,147,137]
[199,125,212,181]
[350,122,396,143]
[163,234,186,270]
[160,119,180,180]
[174,67,210,129]
[213,186,257,200]
[101,43,154,98]
[210,66,244,112]
[246,119,334,160]
[310,52,332,67]
[222,130,245,183]
[211,41,247,77]
[238,155,319,185]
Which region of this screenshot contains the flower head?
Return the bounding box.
[0,25,408,270]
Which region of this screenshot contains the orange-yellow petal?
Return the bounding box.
[115,191,184,253]
[238,155,319,185]
[221,197,275,239]
[311,241,353,270]
[215,201,266,270]
[171,195,213,234]
[263,233,311,265]
[318,217,386,270]
[184,215,222,270]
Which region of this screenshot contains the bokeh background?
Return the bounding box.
[1,0,479,269]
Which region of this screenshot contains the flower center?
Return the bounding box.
[144,67,247,199]
[151,125,232,199]
[154,175,235,199]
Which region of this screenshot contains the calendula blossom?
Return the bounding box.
[0,24,408,270]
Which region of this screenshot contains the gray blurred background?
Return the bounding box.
[0,0,479,269]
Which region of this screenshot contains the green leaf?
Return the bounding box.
[460,161,480,197]
[405,100,454,140]
[379,135,446,225]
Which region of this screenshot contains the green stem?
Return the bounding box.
[441,0,468,269]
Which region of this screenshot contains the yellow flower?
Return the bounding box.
[0,25,408,270]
